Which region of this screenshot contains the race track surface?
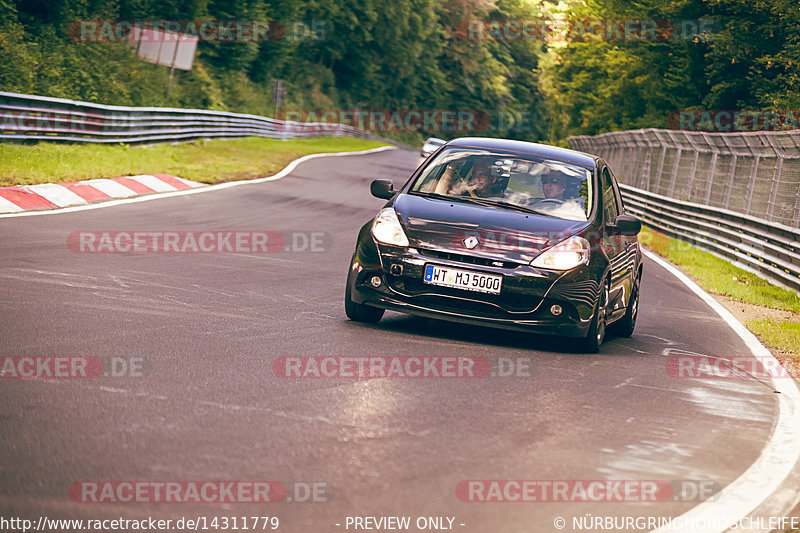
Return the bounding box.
[0,149,787,532]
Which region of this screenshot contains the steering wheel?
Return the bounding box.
[532,198,565,207]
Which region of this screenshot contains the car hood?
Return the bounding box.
[394,193,589,264]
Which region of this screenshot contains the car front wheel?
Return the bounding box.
[610,272,640,337]
[344,260,385,324]
[577,280,609,353]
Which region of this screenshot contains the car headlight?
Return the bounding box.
[530,236,590,270]
[371,208,409,247]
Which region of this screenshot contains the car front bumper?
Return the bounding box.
[348,243,603,338]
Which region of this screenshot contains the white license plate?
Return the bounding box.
[423,264,502,294]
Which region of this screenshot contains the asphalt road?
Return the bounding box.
[0,149,791,532]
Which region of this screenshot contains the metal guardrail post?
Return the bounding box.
[743,135,763,215]
[651,130,669,195]
[703,134,719,206]
[639,131,656,190]
[794,182,800,227]
[720,135,738,211]
[684,132,701,201]
[764,134,785,222]
[665,130,682,198]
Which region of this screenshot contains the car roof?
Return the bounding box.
[443,137,598,168]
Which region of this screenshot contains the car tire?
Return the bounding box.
[610,272,640,337]
[345,271,385,324]
[578,280,609,353]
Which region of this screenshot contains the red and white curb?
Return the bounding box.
[0,174,206,214]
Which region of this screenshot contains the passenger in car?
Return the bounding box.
[535,168,586,219]
[436,157,499,198]
[541,172,570,200]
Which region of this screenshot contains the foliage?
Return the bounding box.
[545,0,800,141]
[1,0,797,145]
[0,0,549,144]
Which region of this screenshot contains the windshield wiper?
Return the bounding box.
[412,191,457,202]
[453,196,557,216]
[413,191,556,217]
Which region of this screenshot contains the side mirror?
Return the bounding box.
[610,214,642,236]
[370,179,395,200]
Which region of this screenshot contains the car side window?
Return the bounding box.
[607,166,625,214]
[601,167,619,224]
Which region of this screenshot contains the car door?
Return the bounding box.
[599,163,629,319]
[608,165,640,315]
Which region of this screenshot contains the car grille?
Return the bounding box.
[389,277,541,314]
[419,248,520,269]
[411,296,513,319]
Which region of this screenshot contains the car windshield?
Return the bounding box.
[410,147,594,221]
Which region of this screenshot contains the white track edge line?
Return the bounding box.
[0,146,397,218]
[645,250,800,533]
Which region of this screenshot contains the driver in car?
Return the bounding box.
[464,158,495,197]
[441,157,501,198]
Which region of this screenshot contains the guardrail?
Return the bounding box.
[0,91,415,150]
[569,128,800,292]
[620,183,800,292]
[569,128,800,229]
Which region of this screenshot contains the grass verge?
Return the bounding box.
[0,136,389,187]
[639,227,800,379]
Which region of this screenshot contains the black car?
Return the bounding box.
[345,137,643,352]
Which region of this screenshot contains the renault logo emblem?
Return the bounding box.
[463,235,479,249]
